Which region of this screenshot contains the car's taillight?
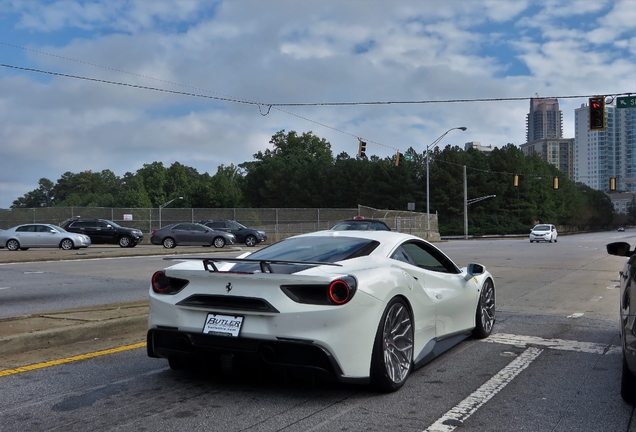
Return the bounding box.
[151,271,189,295]
[328,279,351,305]
[281,276,357,305]
[151,230,157,235]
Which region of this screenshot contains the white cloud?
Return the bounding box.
[0,0,634,208]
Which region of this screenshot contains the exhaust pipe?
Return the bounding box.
[260,344,276,362]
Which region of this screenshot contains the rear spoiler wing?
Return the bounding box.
[164,256,342,273]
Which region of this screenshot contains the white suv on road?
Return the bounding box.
[530,224,558,243]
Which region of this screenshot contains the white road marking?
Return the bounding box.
[567,312,584,318]
[23,271,44,274]
[0,287,11,290]
[425,347,543,432]
[424,333,620,431]
[483,332,621,355]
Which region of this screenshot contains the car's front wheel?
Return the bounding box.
[162,237,176,249]
[60,239,74,250]
[245,235,257,247]
[370,298,414,392]
[621,354,636,403]
[213,237,226,248]
[6,239,20,251]
[118,235,132,248]
[473,278,496,339]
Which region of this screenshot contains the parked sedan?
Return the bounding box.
[147,230,495,392]
[606,241,636,403]
[529,224,558,243]
[198,219,267,247]
[0,224,91,251]
[151,222,236,248]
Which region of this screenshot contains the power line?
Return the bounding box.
[2,62,633,108]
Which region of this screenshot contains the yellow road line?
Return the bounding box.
[0,342,146,377]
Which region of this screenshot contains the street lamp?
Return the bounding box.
[158,196,183,229]
[425,127,467,237]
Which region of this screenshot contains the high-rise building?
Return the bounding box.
[522,98,573,178]
[526,98,563,142]
[520,138,575,179]
[574,102,616,191]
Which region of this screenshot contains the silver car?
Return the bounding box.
[0,223,92,251]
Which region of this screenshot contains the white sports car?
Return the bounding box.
[147,230,496,391]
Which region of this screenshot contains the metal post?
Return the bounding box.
[425,127,467,238]
[464,165,468,239]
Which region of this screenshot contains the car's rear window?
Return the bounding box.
[229,236,379,273]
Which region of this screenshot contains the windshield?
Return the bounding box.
[534,225,551,231]
[331,222,370,230]
[230,236,379,273]
[104,220,122,228]
[51,225,66,233]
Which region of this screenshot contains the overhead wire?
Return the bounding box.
[1,42,634,156]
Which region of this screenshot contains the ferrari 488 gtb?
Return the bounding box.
[147,230,495,391]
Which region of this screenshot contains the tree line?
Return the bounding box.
[12,130,619,235]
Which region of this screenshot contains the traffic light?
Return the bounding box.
[610,177,617,191]
[553,176,559,190]
[358,140,367,158]
[395,151,401,166]
[589,96,606,131]
[513,174,519,187]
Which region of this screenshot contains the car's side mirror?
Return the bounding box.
[607,242,633,257]
[465,263,485,280]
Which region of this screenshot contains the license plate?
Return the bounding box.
[202,313,244,337]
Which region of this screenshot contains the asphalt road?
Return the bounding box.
[1,233,636,431]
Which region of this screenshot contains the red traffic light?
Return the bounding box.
[588,96,606,131]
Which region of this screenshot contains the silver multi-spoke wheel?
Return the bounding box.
[163,237,176,249]
[473,279,495,338]
[6,239,20,251]
[60,239,73,250]
[371,298,414,391]
[382,302,414,383]
[213,237,226,248]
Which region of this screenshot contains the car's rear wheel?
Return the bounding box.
[472,278,496,339]
[370,298,414,392]
[213,237,226,248]
[621,353,636,403]
[245,235,257,247]
[118,235,132,248]
[60,239,74,250]
[162,237,176,249]
[6,239,20,251]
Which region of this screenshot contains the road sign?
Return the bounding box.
[617,96,636,109]
[404,153,414,161]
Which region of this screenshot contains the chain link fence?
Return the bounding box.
[0,205,439,242]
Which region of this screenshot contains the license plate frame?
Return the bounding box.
[202,313,244,337]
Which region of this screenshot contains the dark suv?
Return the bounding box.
[61,218,144,248]
[198,219,266,247]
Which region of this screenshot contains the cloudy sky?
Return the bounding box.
[1,0,635,208]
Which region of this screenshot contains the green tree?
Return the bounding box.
[241,130,335,207]
[11,178,55,208]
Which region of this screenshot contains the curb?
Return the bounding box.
[1,315,148,356]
